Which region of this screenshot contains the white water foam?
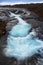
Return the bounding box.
[4,12,43,60]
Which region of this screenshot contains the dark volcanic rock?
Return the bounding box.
[0,10,10,21]
[0,19,6,36]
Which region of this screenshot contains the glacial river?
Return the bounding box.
[4,12,43,60]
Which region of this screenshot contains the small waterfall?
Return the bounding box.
[9,12,31,37]
[4,11,43,64]
[9,11,29,25]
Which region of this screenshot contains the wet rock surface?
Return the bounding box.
[0,8,43,65]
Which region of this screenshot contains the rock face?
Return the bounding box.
[0,10,10,21]
[0,19,6,36]
[0,8,43,65]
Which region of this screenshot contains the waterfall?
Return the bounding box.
[4,12,43,61]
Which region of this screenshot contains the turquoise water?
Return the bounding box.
[4,12,43,60]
